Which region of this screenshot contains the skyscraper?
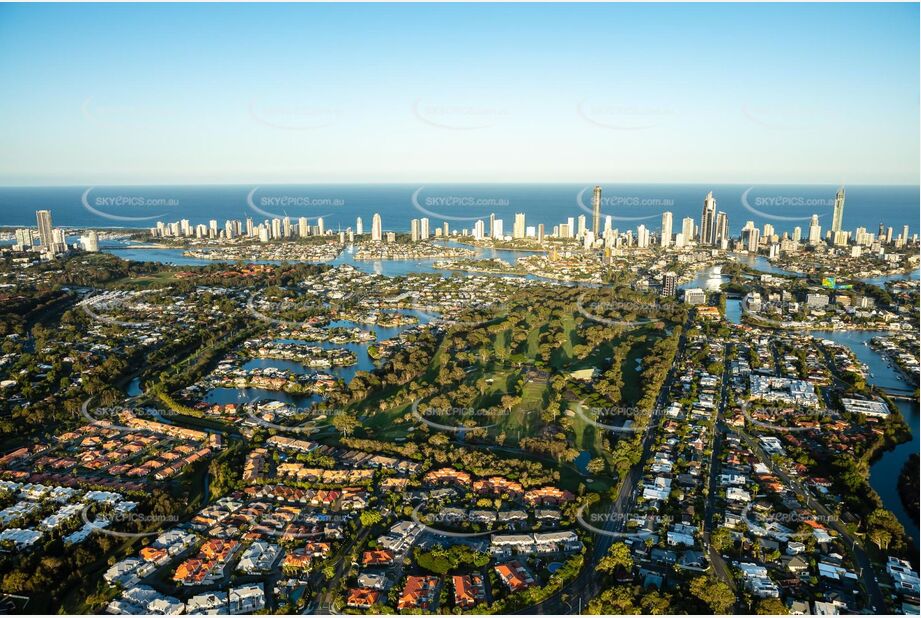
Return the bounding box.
[591,185,602,236]
[660,211,673,247]
[662,272,677,297]
[636,225,650,248]
[14,228,33,248]
[36,210,54,249]
[744,227,760,253]
[715,211,728,245]
[513,213,526,239]
[356,217,364,235]
[831,187,845,234]
[371,213,382,241]
[700,192,717,246]
[82,230,99,252]
[681,217,695,243]
[420,218,430,240]
[410,219,420,242]
[808,214,822,245]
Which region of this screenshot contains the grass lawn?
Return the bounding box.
[620,335,657,405]
[498,374,546,443]
[526,324,543,359]
[570,402,600,457]
[550,314,578,369]
[493,328,509,359]
[360,401,414,441]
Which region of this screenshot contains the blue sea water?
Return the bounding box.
[0,184,917,237]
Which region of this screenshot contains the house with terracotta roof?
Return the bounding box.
[347,587,382,609]
[472,476,524,498]
[281,550,313,573]
[452,574,485,609]
[139,546,169,565]
[423,467,472,488]
[362,549,395,567]
[397,575,440,611]
[494,560,535,592]
[523,486,574,506]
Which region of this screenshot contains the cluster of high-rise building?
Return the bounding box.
[147,212,392,245]
[11,188,917,261]
[733,188,915,257]
[11,210,98,258]
[149,215,331,243]
[662,187,915,256]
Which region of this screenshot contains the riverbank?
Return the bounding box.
[811,329,920,550]
[724,297,920,550]
[898,454,919,527]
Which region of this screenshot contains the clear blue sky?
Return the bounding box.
[0,2,917,185]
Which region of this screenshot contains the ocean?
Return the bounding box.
[0,184,917,237]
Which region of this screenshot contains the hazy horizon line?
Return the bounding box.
[1,181,919,189]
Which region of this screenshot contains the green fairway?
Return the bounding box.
[550,314,578,369]
[620,335,656,405]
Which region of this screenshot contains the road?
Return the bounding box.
[513,320,692,614]
[701,341,738,594]
[726,424,887,611]
[305,525,373,614]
